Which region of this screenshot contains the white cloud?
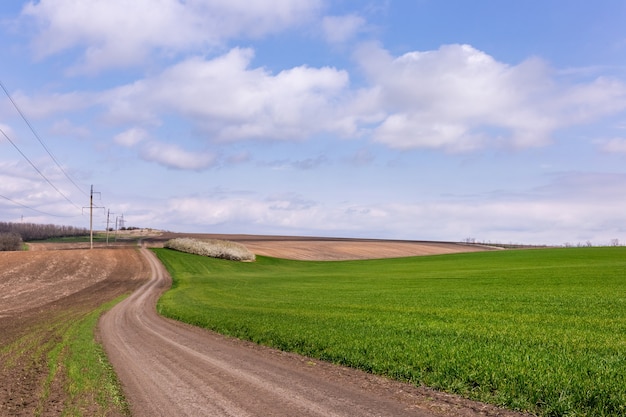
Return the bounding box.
[0,123,17,142]
[139,141,216,170]
[354,43,626,151]
[49,120,91,139]
[113,128,148,147]
[598,137,626,153]
[103,48,352,141]
[0,159,85,219]
[9,40,626,160]
[8,90,91,120]
[111,127,216,170]
[322,14,366,44]
[153,172,626,245]
[21,0,323,73]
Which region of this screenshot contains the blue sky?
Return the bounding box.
[1,0,626,245]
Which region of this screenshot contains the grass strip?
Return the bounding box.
[153,246,626,417]
[1,297,130,416]
[62,298,130,416]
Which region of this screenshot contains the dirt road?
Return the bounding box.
[100,245,527,417]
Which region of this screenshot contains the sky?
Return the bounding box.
[1,0,626,246]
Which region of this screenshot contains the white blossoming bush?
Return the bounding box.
[164,238,256,262]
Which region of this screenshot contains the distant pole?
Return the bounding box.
[105,209,112,246]
[90,185,93,250]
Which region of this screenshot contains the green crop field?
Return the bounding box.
[153,247,626,417]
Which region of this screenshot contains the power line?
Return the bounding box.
[0,193,80,218]
[0,79,88,197]
[0,125,81,211]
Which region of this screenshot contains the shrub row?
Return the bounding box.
[164,238,256,262]
[0,221,88,241]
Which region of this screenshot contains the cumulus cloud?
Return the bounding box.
[111,126,217,169]
[0,123,17,141]
[48,120,91,139]
[7,90,91,120]
[155,172,626,245]
[10,30,626,160]
[103,48,352,141]
[322,14,366,44]
[0,158,85,220]
[113,127,148,147]
[354,43,626,151]
[21,0,323,73]
[139,141,216,170]
[267,154,330,170]
[598,137,626,153]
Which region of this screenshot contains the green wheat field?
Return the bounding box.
[153,246,626,416]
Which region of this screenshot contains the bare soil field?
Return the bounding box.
[143,232,494,260]
[0,246,150,416]
[1,235,528,417]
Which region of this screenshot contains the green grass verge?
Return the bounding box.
[62,299,130,416]
[153,247,626,417]
[2,298,129,417]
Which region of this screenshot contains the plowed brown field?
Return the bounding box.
[143,233,493,260]
[0,245,150,416]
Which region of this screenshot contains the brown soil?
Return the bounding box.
[1,235,531,417]
[0,245,150,416]
[143,232,494,260]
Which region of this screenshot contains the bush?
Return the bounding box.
[164,238,256,262]
[0,232,23,251]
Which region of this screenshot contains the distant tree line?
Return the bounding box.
[0,221,89,243]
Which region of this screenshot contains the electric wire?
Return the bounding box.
[0,193,79,218]
[0,79,89,198]
[0,125,81,211]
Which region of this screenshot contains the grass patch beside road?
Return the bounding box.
[0,298,129,416]
[154,247,626,417]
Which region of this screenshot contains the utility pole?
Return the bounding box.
[105,209,115,246]
[83,185,102,250]
[90,185,93,249]
[114,214,124,242]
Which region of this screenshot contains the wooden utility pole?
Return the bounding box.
[105,209,114,246]
[90,185,94,249]
[83,185,102,250]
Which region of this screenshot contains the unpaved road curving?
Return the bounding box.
[99,243,529,417]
